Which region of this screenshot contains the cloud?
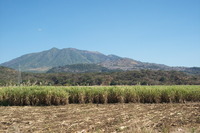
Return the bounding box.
[37,28,43,32]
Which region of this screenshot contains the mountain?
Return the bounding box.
[1,48,121,72]
[99,58,171,71]
[99,58,139,70]
[1,47,200,74]
[47,64,118,73]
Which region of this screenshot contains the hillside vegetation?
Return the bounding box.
[0,66,18,86]
[1,66,200,86]
[1,67,200,86]
[47,64,115,73]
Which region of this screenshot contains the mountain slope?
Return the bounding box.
[47,64,116,73]
[1,47,200,74]
[1,48,121,72]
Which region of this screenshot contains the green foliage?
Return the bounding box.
[0,86,199,106]
[47,64,113,73]
[0,86,68,106]
[1,67,200,86]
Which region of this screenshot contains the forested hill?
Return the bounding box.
[0,66,18,85]
[47,64,120,73]
[1,66,200,86]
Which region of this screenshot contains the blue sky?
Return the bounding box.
[0,0,200,67]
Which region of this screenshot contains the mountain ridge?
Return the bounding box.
[1,47,120,72]
[1,47,200,74]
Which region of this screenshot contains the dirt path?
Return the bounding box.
[0,103,199,133]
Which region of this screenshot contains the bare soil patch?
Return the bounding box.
[0,103,199,133]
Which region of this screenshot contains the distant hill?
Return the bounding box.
[99,58,139,70]
[0,66,17,78]
[47,64,119,73]
[99,58,171,71]
[173,67,200,75]
[0,66,18,85]
[1,47,200,74]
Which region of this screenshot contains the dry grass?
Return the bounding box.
[0,103,199,133]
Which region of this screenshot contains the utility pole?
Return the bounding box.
[18,64,22,85]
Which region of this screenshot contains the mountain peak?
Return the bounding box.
[1,47,199,74]
[0,48,115,72]
[65,48,78,50]
[50,47,59,50]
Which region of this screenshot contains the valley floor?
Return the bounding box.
[0,103,199,133]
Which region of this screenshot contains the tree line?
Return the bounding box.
[1,69,199,86]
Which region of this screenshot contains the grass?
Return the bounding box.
[0,86,68,106]
[0,85,199,106]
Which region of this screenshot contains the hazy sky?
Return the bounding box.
[0,0,200,67]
